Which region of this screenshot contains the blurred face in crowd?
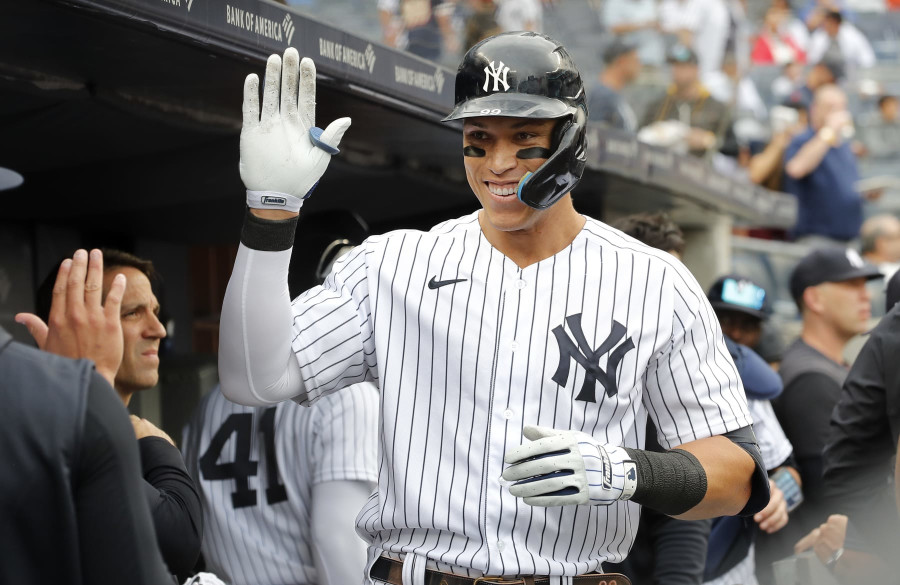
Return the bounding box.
[877,217,900,262]
[103,266,167,399]
[720,311,764,347]
[823,15,841,37]
[807,64,835,89]
[804,277,872,338]
[618,50,642,84]
[811,85,847,129]
[881,97,899,122]
[672,62,699,91]
[463,116,557,234]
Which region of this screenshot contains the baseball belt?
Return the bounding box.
[370,557,632,585]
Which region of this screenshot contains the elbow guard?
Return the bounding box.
[723,425,770,516]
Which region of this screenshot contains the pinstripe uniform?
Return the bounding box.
[182,383,379,585]
[276,210,751,582]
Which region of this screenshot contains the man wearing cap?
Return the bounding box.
[640,44,736,156]
[773,247,881,536]
[707,275,802,585]
[588,39,641,132]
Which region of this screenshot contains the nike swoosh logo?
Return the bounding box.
[428,276,467,290]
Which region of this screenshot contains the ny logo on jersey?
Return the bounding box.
[483,61,510,92]
[551,314,635,402]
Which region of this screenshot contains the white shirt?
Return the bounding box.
[495,0,543,33]
[659,0,730,73]
[807,23,876,71]
[221,212,752,582]
[602,0,665,66]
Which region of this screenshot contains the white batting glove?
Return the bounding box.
[240,48,351,211]
[502,425,638,507]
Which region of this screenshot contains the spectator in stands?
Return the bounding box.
[588,39,641,132]
[774,248,881,540]
[807,10,875,73]
[463,0,501,50]
[746,97,808,190]
[26,250,203,581]
[859,214,900,315]
[640,44,737,156]
[859,95,900,159]
[752,7,808,65]
[771,61,806,104]
[800,0,853,30]
[494,0,542,33]
[5,249,172,585]
[378,0,459,61]
[705,275,799,585]
[602,0,665,67]
[705,53,768,120]
[771,0,812,51]
[783,84,865,244]
[605,213,712,585]
[860,214,900,278]
[659,0,730,74]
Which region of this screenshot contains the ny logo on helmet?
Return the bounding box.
[483,61,510,92]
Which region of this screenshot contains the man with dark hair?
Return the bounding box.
[24,248,202,579]
[221,36,768,584]
[6,249,171,585]
[611,212,686,258]
[807,10,875,73]
[861,95,900,159]
[587,39,641,132]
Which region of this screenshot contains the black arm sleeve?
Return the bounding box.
[76,376,172,585]
[651,515,713,585]
[139,437,203,577]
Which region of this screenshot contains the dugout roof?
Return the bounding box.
[0,0,795,241]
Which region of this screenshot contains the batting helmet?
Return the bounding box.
[443,31,588,210]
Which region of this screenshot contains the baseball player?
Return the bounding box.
[182,218,379,585]
[219,32,769,585]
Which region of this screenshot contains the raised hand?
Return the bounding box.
[16,249,126,387]
[240,48,351,208]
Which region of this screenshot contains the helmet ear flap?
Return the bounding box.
[517,109,588,209]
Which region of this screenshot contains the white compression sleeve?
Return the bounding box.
[311,480,375,585]
[218,243,305,405]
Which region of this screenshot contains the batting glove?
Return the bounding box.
[502,425,638,507]
[240,48,351,212]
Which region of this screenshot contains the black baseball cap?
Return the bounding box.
[789,248,882,304]
[708,275,771,320]
[602,38,638,65]
[667,44,698,65]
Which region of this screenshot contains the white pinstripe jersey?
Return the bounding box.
[747,398,793,471]
[182,384,379,585]
[290,211,751,578]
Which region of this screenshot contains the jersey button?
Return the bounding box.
[510,341,519,351]
[514,279,527,290]
[503,409,514,419]
[497,541,506,552]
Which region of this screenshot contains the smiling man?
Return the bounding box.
[219,33,768,585]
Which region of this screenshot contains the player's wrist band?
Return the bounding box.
[622,447,708,516]
[247,190,305,213]
[240,206,299,251]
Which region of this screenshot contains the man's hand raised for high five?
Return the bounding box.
[241,48,351,218]
[15,249,126,387]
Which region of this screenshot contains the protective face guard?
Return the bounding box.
[516,113,587,210]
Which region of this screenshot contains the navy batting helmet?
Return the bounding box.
[443,31,588,210]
